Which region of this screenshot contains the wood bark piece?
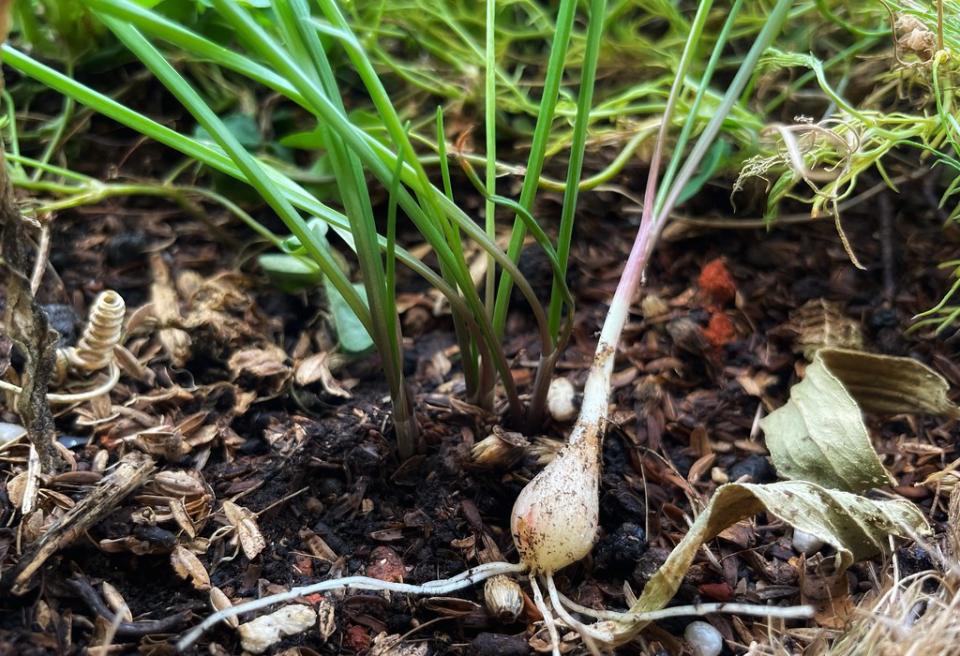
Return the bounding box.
[0,150,62,472]
[0,4,61,472]
[10,452,156,594]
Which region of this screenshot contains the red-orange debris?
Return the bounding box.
[698,258,737,305]
[698,581,734,601]
[703,312,736,348]
[345,625,371,651]
[292,554,314,577]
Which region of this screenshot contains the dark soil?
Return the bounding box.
[2,105,959,655]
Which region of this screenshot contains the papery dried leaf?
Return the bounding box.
[222,501,265,560]
[6,471,26,508]
[295,352,351,398]
[170,545,210,590]
[132,427,188,462]
[153,470,206,497]
[209,587,239,628]
[185,424,218,449]
[176,412,208,436]
[817,348,960,418]
[150,255,183,325]
[610,481,929,644]
[760,350,891,492]
[317,597,336,641]
[228,347,291,382]
[169,498,196,539]
[114,344,155,385]
[101,581,133,622]
[789,299,863,359]
[370,632,429,656]
[295,352,330,386]
[761,348,959,493]
[237,604,316,654]
[301,529,338,562]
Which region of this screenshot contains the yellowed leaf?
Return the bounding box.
[609,481,929,645]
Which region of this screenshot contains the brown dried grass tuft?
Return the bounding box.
[825,567,960,656]
[826,486,960,656]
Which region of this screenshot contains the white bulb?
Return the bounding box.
[510,438,599,573]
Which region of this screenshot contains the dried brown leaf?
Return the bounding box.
[818,348,960,418]
[222,500,265,560]
[611,481,929,645]
[762,348,959,493]
[789,299,863,360]
[170,545,210,590]
[228,346,290,380]
[295,352,351,398]
[209,587,239,628]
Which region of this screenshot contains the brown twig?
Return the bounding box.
[67,576,194,637]
[9,453,156,594]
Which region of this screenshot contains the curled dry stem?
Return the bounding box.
[0,290,126,405]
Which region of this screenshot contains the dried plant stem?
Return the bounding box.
[0,149,61,473]
[0,361,121,404]
[176,561,526,651]
[29,222,49,295]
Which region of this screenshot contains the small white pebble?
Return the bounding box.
[0,422,26,443]
[546,377,577,422]
[684,620,723,656]
[792,529,825,556]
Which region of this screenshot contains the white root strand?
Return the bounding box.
[556,590,814,623]
[176,561,526,651]
[529,576,561,656]
[546,574,604,655]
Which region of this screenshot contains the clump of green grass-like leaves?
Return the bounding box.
[3,0,609,456]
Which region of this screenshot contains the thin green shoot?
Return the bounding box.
[491,0,578,340]
[653,0,744,218]
[546,0,606,341]
[484,0,496,313]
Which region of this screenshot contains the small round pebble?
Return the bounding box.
[0,422,26,444]
[684,621,723,656]
[792,529,825,556]
[546,377,577,422]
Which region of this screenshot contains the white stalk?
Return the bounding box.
[509,226,652,575]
